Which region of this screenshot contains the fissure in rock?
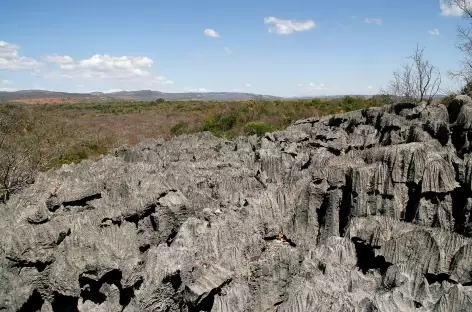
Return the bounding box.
[51,292,79,312]
[78,269,139,308]
[351,237,392,275]
[404,182,421,223]
[17,290,44,312]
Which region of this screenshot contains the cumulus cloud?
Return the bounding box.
[33,54,172,87]
[0,40,42,70]
[185,87,209,92]
[429,29,440,36]
[224,47,232,54]
[0,79,16,91]
[59,55,153,78]
[245,83,251,87]
[40,54,74,64]
[102,89,125,93]
[204,29,220,38]
[0,87,17,92]
[1,79,13,85]
[264,16,316,35]
[364,18,382,25]
[440,0,471,16]
[1,40,172,89]
[308,82,327,90]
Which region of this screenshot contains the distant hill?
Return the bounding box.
[0,90,282,103]
[0,90,447,104]
[0,90,110,103]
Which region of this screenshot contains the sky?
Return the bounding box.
[0,0,470,97]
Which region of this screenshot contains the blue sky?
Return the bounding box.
[0,0,469,96]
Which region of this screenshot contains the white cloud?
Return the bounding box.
[204,29,220,38]
[224,47,232,54]
[103,89,125,93]
[60,55,153,77]
[35,54,172,85]
[0,40,172,90]
[440,0,471,16]
[0,87,17,92]
[264,16,316,35]
[298,83,303,87]
[1,79,13,85]
[0,40,42,70]
[245,83,251,87]
[32,54,172,89]
[364,18,382,25]
[40,54,74,64]
[367,86,373,89]
[428,29,440,36]
[232,88,241,92]
[0,79,16,91]
[185,87,209,92]
[308,82,326,90]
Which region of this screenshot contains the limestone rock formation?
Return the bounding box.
[2,96,472,311]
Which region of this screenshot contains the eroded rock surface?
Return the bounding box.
[2,96,472,311]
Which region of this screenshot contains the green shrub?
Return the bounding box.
[244,122,275,136]
[461,81,472,96]
[441,93,457,107]
[202,113,238,136]
[170,121,189,136]
[49,140,109,168]
[310,98,323,107]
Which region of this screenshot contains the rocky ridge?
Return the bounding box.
[1,96,472,311]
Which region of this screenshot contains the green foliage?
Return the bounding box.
[244,122,275,137]
[371,94,395,105]
[441,93,457,107]
[49,140,108,168]
[461,81,472,96]
[202,113,238,136]
[342,96,363,110]
[310,98,324,107]
[170,121,189,136]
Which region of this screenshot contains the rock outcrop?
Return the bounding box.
[2,96,472,311]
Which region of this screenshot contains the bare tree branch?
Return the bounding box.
[444,1,472,88]
[384,45,441,103]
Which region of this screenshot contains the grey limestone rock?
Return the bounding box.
[2,98,472,311]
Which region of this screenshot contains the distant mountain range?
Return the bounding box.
[0,89,447,104]
[0,90,283,103]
